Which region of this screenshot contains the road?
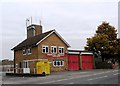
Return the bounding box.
[2,69,120,84]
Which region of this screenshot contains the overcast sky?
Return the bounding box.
[0,0,118,60]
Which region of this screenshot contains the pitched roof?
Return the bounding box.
[12,30,70,50]
[12,30,54,50]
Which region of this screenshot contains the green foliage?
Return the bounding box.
[96,22,117,41]
[85,21,119,61]
[95,62,112,69]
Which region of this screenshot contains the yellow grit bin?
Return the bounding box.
[36,59,50,75]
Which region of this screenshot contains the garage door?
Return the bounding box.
[68,55,79,71]
[81,55,93,70]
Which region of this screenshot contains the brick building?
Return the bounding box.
[12,24,70,73]
[2,59,14,72]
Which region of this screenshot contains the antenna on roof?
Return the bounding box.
[39,20,41,25]
[31,17,32,25]
[26,18,30,27]
[26,17,33,27]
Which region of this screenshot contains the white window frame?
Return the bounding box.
[53,60,64,67]
[27,48,32,55]
[23,61,29,68]
[51,46,57,54]
[42,45,49,53]
[23,49,26,55]
[58,47,64,54]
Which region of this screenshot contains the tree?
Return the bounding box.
[96,22,117,41]
[113,38,120,60]
[85,21,118,62]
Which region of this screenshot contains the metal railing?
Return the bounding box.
[5,68,37,74]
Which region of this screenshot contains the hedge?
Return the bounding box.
[95,62,112,69]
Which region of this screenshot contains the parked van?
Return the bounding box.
[36,59,50,75]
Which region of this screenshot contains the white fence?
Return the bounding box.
[3,67,37,74]
[2,65,14,73]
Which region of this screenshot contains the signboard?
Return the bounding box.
[46,54,65,58]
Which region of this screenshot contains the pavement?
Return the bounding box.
[1,69,120,85]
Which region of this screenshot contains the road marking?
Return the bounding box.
[56,79,69,82]
[39,70,113,84]
[39,70,118,84]
[68,82,74,84]
[113,73,119,75]
[93,74,97,75]
[87,75,108,81]
[39,75,91,84]
[8,70,117,84]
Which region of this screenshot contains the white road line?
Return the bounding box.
[56,79,69,82]
[88,75,108,81]
[93,74,97,75]
[39,70,116,84]
[68,82,74,84]
[113,73,119,75]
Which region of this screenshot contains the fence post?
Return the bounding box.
[34,68,35,74]
[8,68,10,73]
[16,68,18,73]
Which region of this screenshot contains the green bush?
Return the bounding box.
[95,62,112,69]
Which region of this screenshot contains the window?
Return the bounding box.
[23,48,32,55]
[42,46,49,53]
[58,47,64,54]
[54,61,57,66]
[23,49,26,55]
[53,61,64,67]
[27,48,32,55]
[51,46,57,54]
[23,61,29,68]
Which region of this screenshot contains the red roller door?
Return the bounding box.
[68,55,79,71]
[81,54,93,70]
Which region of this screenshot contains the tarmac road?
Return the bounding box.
[2,69,120,85]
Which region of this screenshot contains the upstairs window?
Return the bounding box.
[51,46,57,54]
[23,49,27,55]
[27,48,32,55]
[42,46,49,53]
[22,48,32,55]
[58,47,64,54]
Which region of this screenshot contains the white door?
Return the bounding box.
[23,61,30,73]
[16,64,18,73]
[23,68,30,73]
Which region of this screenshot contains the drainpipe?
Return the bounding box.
[14,50,16,73]
[78,51,81,70]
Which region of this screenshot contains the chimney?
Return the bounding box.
[27,24,42,38]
